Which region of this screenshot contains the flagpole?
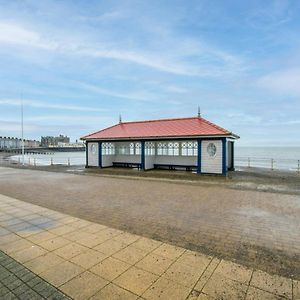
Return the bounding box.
[21,94,24,166]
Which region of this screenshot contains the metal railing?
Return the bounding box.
[1,154,300,173]
[0,154,85,167]
[236,157,300,173]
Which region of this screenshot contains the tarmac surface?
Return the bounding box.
[0,166,299,281]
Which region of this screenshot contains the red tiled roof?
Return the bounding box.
[81,117,238,140]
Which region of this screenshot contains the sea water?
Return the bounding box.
[236,146,300,171]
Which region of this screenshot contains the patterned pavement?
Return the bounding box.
[0,193,299,300]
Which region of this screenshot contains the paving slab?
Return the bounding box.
[60,271,108,300]
[90,256,131,281]
[250,270,293,299]
[90,283,138,300]
[0,193,296,300]
[113,266,158,296]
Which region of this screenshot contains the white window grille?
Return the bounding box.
[129,143,135,155]
[135,142,141,155]
[167,142,179,156]
[157,142,168,155]
[118,145,129,155]
[145,142,155,155]
[102,142,115,155]
[181,141,197,156]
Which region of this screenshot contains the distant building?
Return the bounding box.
[0,136,40,149]
[41,135,70,147]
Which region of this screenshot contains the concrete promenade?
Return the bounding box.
[0,167,299,280]
[0,194,299,299]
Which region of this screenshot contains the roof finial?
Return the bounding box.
[197,106,201,118]
[119,114,122,124]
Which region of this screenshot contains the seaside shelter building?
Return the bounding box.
[81,116,239,175]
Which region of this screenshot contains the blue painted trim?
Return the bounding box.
[222,138,227,175]
[197,139,202,174]
[85,142,89,168]
[98,141,102,168]
[232,142,234,169]
[141,141,145,170]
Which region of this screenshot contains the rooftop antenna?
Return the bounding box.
[119,114,122,124]
[21,93,25,166]
[197,106,201,118]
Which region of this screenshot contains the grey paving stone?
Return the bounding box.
[20,271,37,283]
[0,285,10,297]
[1,291,18,300]
[1,257,15,267]
[15,267,31,278]
[7,263,24,273]
[33,281,53,293]
[4,278,23,291]
[12,284,32,296]
[0,250,70,300]
[0,269,10,280]
[26,276,43,288]
[5,262,20,271]
[19,289,44,300]
[1,274,19,287]
[38,285,59,298]
[47,290,70,300]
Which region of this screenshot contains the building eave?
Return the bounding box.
[81,133,239,142]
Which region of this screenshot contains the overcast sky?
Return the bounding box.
[0,0,300,146]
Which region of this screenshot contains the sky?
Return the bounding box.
[0,0,300,146]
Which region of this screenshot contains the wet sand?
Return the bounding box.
[0,166,299,280]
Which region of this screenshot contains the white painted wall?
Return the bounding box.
[114,155,141,163]
[145,155,155,170]
[87,142,99,167]
[201,140,222,174]
[102,155,114,167]
[155,156,197,165]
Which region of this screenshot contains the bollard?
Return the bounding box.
[68,158,70,166]
[28,158,31,165]
[271,158,274,170]
[34,158,36,166]
[18,157,20,164]
[248,157,250,168]
[51,157,53,166]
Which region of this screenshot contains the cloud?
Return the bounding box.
[0,22,195,75]
[75,82,154,102]
[246,0,292,30]
[0,99,105,112]
[284,119,300,125]
[257,68,300,96]
[22,115,115,124]
[0,21,244,77]
[0,120,39,133]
